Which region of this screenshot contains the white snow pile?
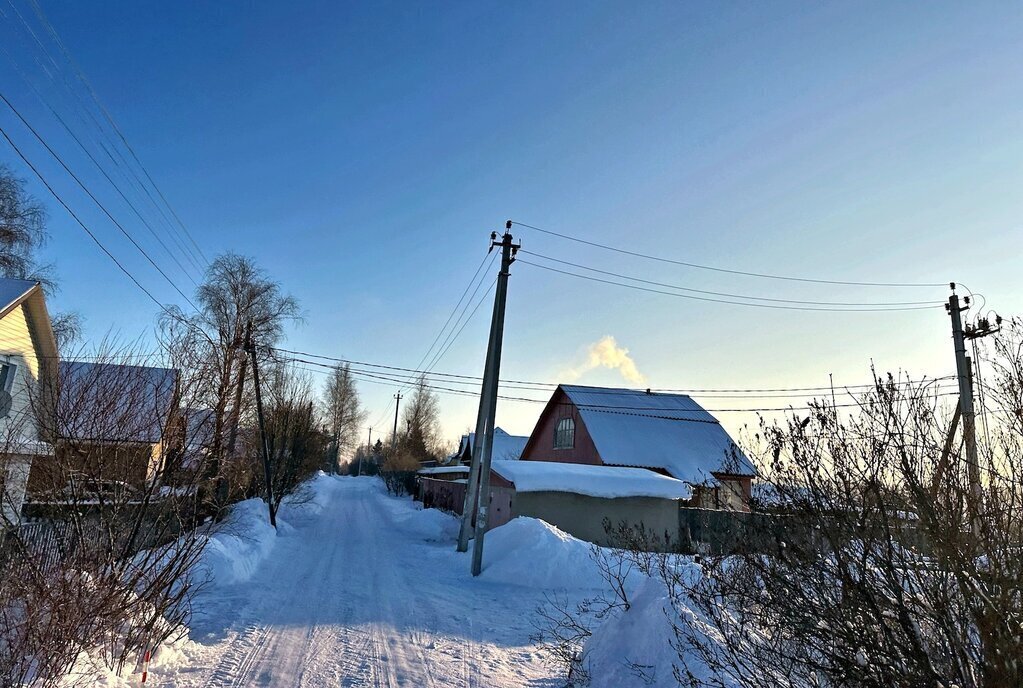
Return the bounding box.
[372,478,460,541]
[192,498,278,587]
[491,460,692,500]
[481,517,615,589]
[194,472,341,587]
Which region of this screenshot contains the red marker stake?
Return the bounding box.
[140,650,151,684]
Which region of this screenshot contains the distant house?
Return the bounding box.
[520,385,757,511]
[0,279,58,525]
[27,362,180,495]
[448,427,529,464]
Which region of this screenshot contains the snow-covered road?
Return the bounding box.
[170,477,557,687]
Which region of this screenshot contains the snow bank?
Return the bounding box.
[194,498,278,587]
[581,563,727,687]
[481,517,611,589]
[491,460,691,500]
[582,576,682,686]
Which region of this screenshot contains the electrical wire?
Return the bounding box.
[517,259,944,312]
[0,90,202,313]
[518,249,944,307]
[510,220,948,289]
[23,0,209,267]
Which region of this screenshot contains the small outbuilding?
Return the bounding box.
[488,460,691,548]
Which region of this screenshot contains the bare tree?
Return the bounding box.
[0,165,47,282]
[160,253,300,506]
[256,363,327,519]
[322,363,365,473]
[396,374,441,464]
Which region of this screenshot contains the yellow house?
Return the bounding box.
[0,279,58,526]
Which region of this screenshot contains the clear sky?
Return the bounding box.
[1,1,1020,445]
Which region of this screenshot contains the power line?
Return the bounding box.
[517,259,944,312]
[0,90,202,313]
[0,120,170,313]
[510,220,948,289]
[413,250,496,379]
[270,345,954,395]
[0,42,203,286]
[24,0,209,267]
[422,278,497,375]
[518,249,944,308]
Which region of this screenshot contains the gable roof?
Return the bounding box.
[453,427,529,463]
[0,278,39,318]
[556,385,756,484]
[57,361,178,443]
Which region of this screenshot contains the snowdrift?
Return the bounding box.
[481,517,611,589]
[194,471,340,587]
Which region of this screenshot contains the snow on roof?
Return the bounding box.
[418,465,471,476]
[456,427,529,462]
[0,278,38,315]
[560,385,756,483]
[491,460,691,500]
[58,361,178,443]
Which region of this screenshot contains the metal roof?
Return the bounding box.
[560,385,757,483]
[57,361,178,444]
[0,278,39,315]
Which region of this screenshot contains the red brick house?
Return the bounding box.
[520,385,756,511]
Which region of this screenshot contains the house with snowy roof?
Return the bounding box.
[517,384,756,511]
[27,361,180,496]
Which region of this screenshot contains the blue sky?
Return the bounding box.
[1,1,1020,443]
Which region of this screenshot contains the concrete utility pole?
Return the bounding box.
[391,393,403,448]
[470,225,519,576]
[457,260,502,552]
[244,321,277,528]
[945,285,1000,535]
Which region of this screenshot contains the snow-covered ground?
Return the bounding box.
[82,473,694,687]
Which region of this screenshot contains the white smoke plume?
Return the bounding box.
[562,335,647,385]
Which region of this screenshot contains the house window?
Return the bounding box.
[553,417,575,449]
[0,362,17,419]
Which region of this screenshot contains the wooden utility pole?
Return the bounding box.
[245,322,277,528]
[470,225,518,576]
[391,393,403,449]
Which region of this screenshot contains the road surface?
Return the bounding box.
[172,477,556,687]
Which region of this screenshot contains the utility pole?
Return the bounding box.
[361,427,371,477]
[470,224,519,576]
[244,322,277,528]
[391,393,403,449]
[457,266,501,552]
[945,285,1000,536]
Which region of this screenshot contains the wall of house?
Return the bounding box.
[0,303,44,446]
[507,490,680,549]
[519,390,601,466]
[28,441,153,493]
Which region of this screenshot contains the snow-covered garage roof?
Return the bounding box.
[561,385,756,484]
[492,460,691,500]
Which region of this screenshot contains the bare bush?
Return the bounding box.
[661,324,1023,687]
[0,342,220,686]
